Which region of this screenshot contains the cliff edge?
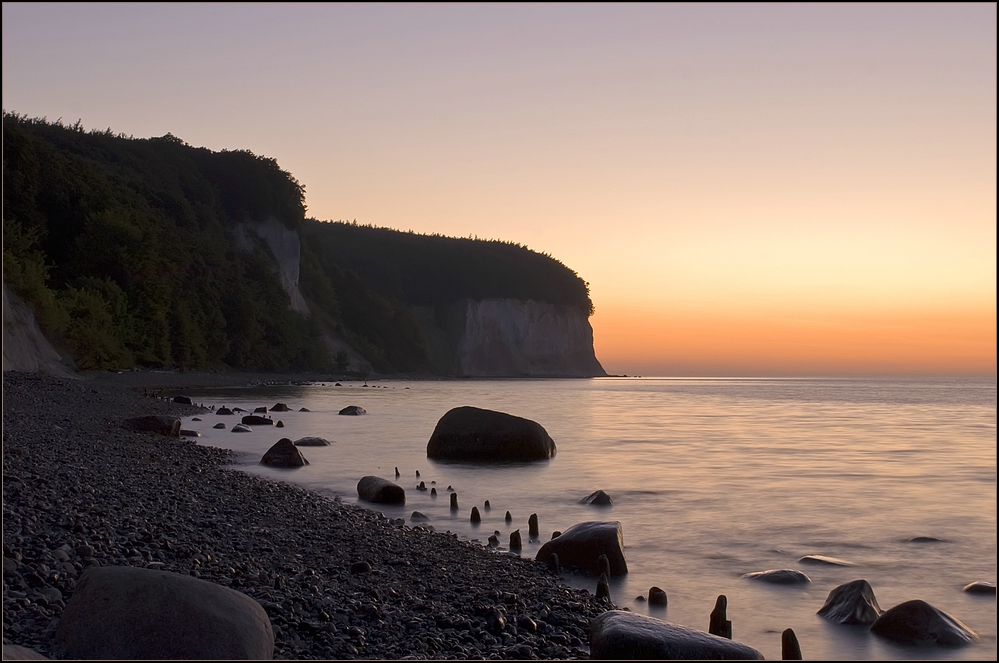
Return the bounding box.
[2,285,75,377]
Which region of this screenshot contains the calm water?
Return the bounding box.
[178,377,997,660]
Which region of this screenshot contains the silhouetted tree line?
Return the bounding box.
[3,112,595,374]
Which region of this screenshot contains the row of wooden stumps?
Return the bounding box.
[708,594,802,660]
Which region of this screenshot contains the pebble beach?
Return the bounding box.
[2,371,609,659]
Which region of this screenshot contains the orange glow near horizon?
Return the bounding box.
[592,304,997,377]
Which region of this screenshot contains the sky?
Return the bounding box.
[3,3,996,377]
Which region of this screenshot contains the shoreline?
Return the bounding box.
[2,370,608,659]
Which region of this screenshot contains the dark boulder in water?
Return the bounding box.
[216,407,233,415]
[271,403,291,412]
[870,599,978,646]
[357,476,405,504]
[589,610,763,660]
[123,415,180,437]
[241,415,273,426]
[580,490,613,506]
[260,438,309,468]
[339,406,366,416]
[172,395,193,405]
[963,581,996,595]
[535,521,627,576]
[253,406,268,414]
[799,554,853,566]
[179,429,200,438]
[231,424,252,433]
[741,569,810,584]
[213,423,226,429]
[817,579,882,625]
[426,406,555,462]
[293,436,331,447]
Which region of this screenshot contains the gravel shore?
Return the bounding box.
[3,371,610,659]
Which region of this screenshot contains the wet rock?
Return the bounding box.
[505,511,512,523]
[411,511,429,521]
[799,554,853,566]
[709,595,732,638]
[55,566,273,659]
[417,481,426,491]
[261,438,309,468]
[962,581,996,595]
[213,422,226,429]
[817,579,882,625]
[253,406,268,413]
[172,395,193,405]
[781,628,802,660]
[509,530,522,551]
[741,569,810,584]
[395,467,400,477]
[589,610,763,660]
[123,415,180,436]
[338,406,366,416]
[426,406,556,462]
[483,500,490,510]
[580,490,613,506]
[648,587,667,607]
[275,421,284,428]
[528,513,539,538]
[242,415,273,426]
[870,599,978,646]
[536,521,627,576]
[271,403,291,412]
[216,407,233,415]
[231,424,252,433]
[430,487,437,497]
[907,536,944,543]
[293,437,331,447]
[470,507,481,523]
[180,429,201,437]
[450,493,458,510]
[356,476,405,505]
[298,407,310,412]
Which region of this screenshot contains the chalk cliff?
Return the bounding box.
[414,298,605,377]
[2,285,75,377]
[234,218,310,316]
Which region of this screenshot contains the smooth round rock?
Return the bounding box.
[426,406,555,462]
[535,521,627,576]
[339,406,366,416]
[241,415,273,426]
[293,436,331,447]
[799,554,853,566]
[870,599,978,646]
[260,438,309,468]
[962,581,996,595]
[231,424,252,433]
[741,569,810,584]
[357,476,405,504]
[54,566,274,660]
[589,610,763,660]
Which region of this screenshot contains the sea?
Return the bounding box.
[174,377,997,661]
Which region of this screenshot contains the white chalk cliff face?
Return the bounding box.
[457,299,605,377]
[234,218,310,316]
[2,285,75,376]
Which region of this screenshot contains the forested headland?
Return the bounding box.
[2,113,595,375]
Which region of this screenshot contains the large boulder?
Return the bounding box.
[535,521,627,576]
[426,406,556,462]
[357,476,405,504]
[817,579,882,625]
[271,402,291,412]
[54,566,274,659]
[261,439,309,467]
[123,415,180,437]
[241,415,273,426]
[589,610,763,660]
[172,395,193,405]
[870,599,978,646]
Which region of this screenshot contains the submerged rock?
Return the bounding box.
[271,403,291,412]
[817,579,882,625]
[293,436,331,447]
[426,406,556,462]
[870,599,978,646]
[580,490,613,506]
[589,610,763,660]
[339,406,366,416]
[216,407,233,415]
[261,438,309,468]
[535,521,627,576]
[231,424,252,433]
[963,581,996,594]
[799,554,853,566]
[357,476,405,504]
[55,566,273,659]
[741,569,810,584]
[241,415,273,426]
[213,422,226,429]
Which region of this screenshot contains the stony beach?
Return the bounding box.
[2,371,610,659]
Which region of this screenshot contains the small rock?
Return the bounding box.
[709,595,732,639]
[580,490,613,506]
[350,562,371,574]
[505,511,512,523]
[260,439,309,468]
[509,530,522,551]
[781,628,802,660]
[450,493,458,510]
[528,513,539,538]
[470,507,481,523]
[338,406,366,416]
[799,554,853,567]
[648,586,667,607]
[213,423,226,429]
[741,569,810,584]
[231,424,252,433]
[293,437,331,447]
[275,421,284,428]
[962,581,996,595]
[817,579,881,625]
